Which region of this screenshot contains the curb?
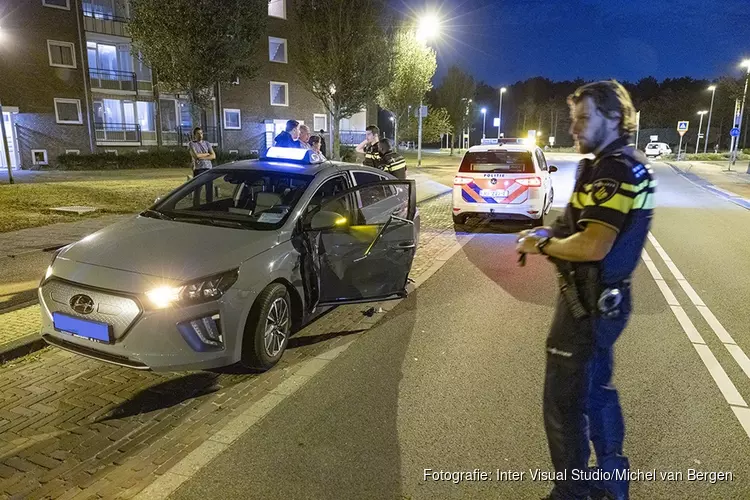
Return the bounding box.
[666,162,750,211]
[0,333,47,364]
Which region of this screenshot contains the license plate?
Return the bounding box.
[479,189,508,198]
[53,312,112,344]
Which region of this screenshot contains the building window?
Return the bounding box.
[270,82,288,107]
[268,0,285,19]
[47,40,76,69]
[42,0,70,10]
[268,37,287,63]
[32,150,49,165]
[137,149,148,154]
[54,98,83,124]
[229,150,239,155]
[65,149,80,155]
[104,149,118,155]
[313,114,327,132]
[223,109,241,130]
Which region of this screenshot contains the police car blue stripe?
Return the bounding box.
[469,182,500,204]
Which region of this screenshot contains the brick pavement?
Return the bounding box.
[0,306,40,346]
[0,193,475,499]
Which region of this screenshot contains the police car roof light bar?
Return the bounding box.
[261,147,325,164]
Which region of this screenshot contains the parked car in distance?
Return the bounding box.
[644,142,672,158]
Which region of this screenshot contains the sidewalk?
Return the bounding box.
[0,175,451,363]
[666,160,750,209]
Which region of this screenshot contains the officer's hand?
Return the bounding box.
[516,235,542,255]
[517,229,534,240]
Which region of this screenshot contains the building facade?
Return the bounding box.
[0,0,374,170]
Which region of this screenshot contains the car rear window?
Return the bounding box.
[459,151,535,174]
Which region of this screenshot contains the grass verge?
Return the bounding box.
[0,169,191,233]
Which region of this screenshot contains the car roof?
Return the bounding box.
[466,144,536,153]
[212,158,388,178]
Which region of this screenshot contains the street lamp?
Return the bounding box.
[481,108,487,139]
[497,87,506,140]
[0,26,15,184]
[705,85,716,153]
[695,110,708,154]
[734,59,749,168]
[415,12,441,167]
[389,115,395,142]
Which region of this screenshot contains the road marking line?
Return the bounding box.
[641,243,750,441]
[693,344,747,407]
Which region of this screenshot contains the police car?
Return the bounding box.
[452,139,557,226]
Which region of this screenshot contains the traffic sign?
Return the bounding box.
[730,127,740,137]
[650,135,658,141]
[677,121,689,136]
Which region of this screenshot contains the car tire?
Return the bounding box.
[532,197,547,227]
[452,213,468,225]
[240,283,291,372]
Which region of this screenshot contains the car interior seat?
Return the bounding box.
[254,192,283,213]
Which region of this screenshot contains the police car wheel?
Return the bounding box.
[240,283,291,372]
[452,214,468,225]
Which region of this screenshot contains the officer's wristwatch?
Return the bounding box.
[535,236,551,255]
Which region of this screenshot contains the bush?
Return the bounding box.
[54,150,258,170]
[661,152,750,162]
[339,145,358,163]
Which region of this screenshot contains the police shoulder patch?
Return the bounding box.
[591,178,620,204]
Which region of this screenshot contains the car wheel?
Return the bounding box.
[452,213,468,225]
[240,283,291,371]
[532,198,547,227]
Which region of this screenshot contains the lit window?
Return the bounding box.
[54,98,83,124]
[47,40,76,68]
[32,150,49,165]
[104,149,118,155]
[268,0,286,19]
[270,82,288,107]
[268,37,287,63]
[65,149,80,155]
[313,114,327,132]
[223,109,241,130]
[42,0,70,10]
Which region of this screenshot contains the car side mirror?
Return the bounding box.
[308,210,348,231]
[549,165,558,173]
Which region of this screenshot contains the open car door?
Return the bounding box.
[304,180,417,306]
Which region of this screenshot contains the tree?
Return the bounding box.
[435,66,475,154]
[401,107,451,144]
[289,0,392,160]
[377,29,437,150]
[129,0,267,126]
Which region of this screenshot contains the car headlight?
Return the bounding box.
[40,245,69,286]
[146,269,239,309]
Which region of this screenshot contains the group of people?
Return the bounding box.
[273,120,327,157]
[355,125,407,179]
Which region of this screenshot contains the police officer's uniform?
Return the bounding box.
[543,135,655,500]
[363,143,381,168]
[378,150,407,179]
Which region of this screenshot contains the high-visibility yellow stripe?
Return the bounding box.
[633,192,656,209]
[619,179,650,193]
[579,192,633,213]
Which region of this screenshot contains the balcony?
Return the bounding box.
[161,126,219,146]
[95,123,141,145]
[83,12,129,37]
[90,69,137,94]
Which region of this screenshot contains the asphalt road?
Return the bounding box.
[169,155,750,499]
[0,252,51,313]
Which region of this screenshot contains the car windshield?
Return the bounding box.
[150,169,313,230]
[459,151,535,173]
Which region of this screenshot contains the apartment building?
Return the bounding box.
[0,0,374,170]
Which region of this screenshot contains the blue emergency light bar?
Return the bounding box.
[261,147,326,164]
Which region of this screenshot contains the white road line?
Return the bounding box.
[641,242,750,441]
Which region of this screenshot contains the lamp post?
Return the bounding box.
[481,108,487,139]
[695,110,708,154]
[0,26,14,184]
[704,85,716,153]
[389,115,396,143]
[416,12,441,168]
[497,87,506,140]
[733,59,749,168]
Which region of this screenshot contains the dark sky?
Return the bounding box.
[392,0,750,85]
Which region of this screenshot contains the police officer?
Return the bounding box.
[376,138,407,179]
[515,80,655,500]
[356,125,381,167]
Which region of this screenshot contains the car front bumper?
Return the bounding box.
[38,269,255,372]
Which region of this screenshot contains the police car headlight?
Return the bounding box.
[146,269,239,309]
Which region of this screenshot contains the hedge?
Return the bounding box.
[53,150,259,170]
